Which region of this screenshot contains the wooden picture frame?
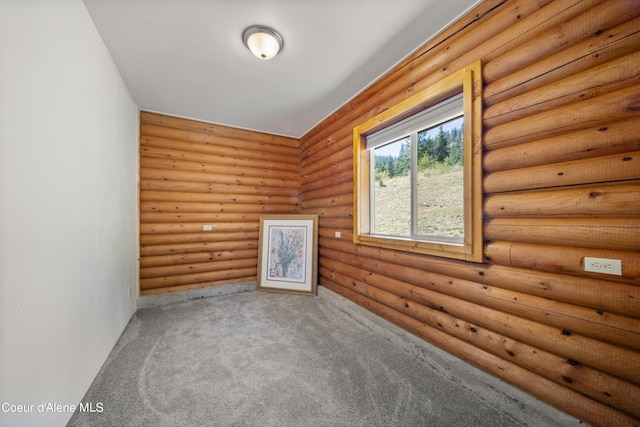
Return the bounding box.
[257,214,319,295]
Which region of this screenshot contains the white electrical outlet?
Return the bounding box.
[335,231,341,238]
[584,257,622,276]
[202,225,213,231]
[128,286,132,298]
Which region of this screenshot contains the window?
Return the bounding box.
[353,61,482,262]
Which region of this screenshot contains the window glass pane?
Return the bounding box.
[416,116,464,241]
[372,136,411,237]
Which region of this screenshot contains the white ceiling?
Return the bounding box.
[83,0,480,138]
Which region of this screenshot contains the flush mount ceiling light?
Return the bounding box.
[242,25,284,60]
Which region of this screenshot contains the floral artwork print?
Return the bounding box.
[267,226,306,282]
[258,215,318,294]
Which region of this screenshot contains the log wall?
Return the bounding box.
[139,112,300,295]
[299,0,640,425]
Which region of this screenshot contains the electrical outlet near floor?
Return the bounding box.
[583,257,622,276]
[128,286,132,298]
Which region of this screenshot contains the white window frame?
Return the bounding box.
[368,93,464,243]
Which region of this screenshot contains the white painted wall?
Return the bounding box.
[0,1,138,426]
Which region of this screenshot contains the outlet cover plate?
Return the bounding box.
[584,257,622,276]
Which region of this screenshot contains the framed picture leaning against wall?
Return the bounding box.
[257,214,319,295]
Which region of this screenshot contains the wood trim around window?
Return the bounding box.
[353,60,483,262]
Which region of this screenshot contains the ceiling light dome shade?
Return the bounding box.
[243,25,283,60]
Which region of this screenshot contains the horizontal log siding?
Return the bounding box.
[139,112,300,295]
[299,0,640,425]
